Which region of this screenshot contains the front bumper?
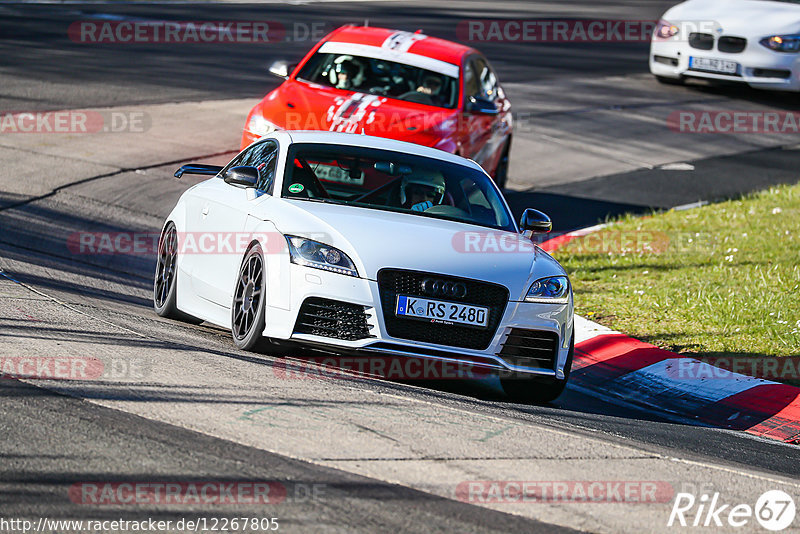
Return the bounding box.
[650,37,800,91]
[263,264,574,379]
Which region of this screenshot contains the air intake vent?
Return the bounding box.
[294,298,374,341]
[497,329,559,369]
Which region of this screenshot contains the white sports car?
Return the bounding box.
[650,0,800,91]
[155,132,574,402]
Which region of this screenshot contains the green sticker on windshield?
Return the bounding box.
[288,183,304,194]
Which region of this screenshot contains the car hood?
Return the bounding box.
[266,198,566,300]
[665,0,800,35]
[258,81,457,148]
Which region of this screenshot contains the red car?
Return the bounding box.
[241,25,513,187]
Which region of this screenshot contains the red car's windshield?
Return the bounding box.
[296,52,459,109]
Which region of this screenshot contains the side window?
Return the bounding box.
[471,57,498,101]
[463,61,480,100]
[227,140,279,194]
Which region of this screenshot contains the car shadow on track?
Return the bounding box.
[503,190,649,233]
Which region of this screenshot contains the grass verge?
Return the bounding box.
[555,182,800,383]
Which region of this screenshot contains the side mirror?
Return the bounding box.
[174,164,223,179]
[268,60,296,79]
[224,166,259,188]
[520,208,552,234]
[466,96,499,115]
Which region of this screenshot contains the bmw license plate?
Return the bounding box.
[395,295,489,328]
[689,57,738,74]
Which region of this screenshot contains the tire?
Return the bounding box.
[231,243,270,352]
[500,332,574,404]
[655,75,685,86]
[153,222,201,323]
[493,140,510,190]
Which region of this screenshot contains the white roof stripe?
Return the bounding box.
[319,41,459,79]
[381,31,427,53]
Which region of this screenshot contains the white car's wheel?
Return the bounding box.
[231,243,269,352]
[500,333,574,404]
[153,222,201,323]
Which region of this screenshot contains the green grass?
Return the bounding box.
[555,182,800,370]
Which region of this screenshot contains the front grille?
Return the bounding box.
[377,269,509,350]
[497,329,559,369]
[294,297,374,341]
[689,32,714,50]
[718,36,746,53]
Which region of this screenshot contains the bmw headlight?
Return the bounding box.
[760,34,800,53]
[525,276,570,304]
[247,114,280,136]
[285,236,358,277]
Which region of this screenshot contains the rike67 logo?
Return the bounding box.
[668,490,796,531]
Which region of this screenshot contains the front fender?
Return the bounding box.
[244,216,290,311]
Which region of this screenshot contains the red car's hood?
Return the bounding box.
[257,81,458,147]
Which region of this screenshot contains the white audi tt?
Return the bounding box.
[154,131,574,402]
[650,0,800,91]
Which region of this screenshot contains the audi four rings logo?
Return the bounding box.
[421,279,467,298]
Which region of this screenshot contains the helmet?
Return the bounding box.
[330,56,364,89]
[400,172,446,205]
[421,74,442,95]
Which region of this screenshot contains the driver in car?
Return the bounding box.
[400,173,446,212]
[333,59,360,90]
[416,75,443,105]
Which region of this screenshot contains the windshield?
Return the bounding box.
[281,143,515,232]
[296,52,458,109]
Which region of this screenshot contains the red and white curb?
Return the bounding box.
[540,231,800,445]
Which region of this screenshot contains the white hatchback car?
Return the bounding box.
[155,131,574,402]
[650,0,800,91]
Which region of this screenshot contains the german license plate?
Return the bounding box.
[689,57,738,74]
[395,295,489,327]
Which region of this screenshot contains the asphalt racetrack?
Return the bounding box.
[1,1,799,533]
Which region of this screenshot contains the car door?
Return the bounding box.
[185,140,279,308]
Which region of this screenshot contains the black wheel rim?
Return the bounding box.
[154,225,177,308]
[233,251,263,339]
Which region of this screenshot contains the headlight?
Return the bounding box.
[654,19,679,40]
[525,276,570,304]
[285,236,358,277]
[247,114,279,136]
[760,34,800,53]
